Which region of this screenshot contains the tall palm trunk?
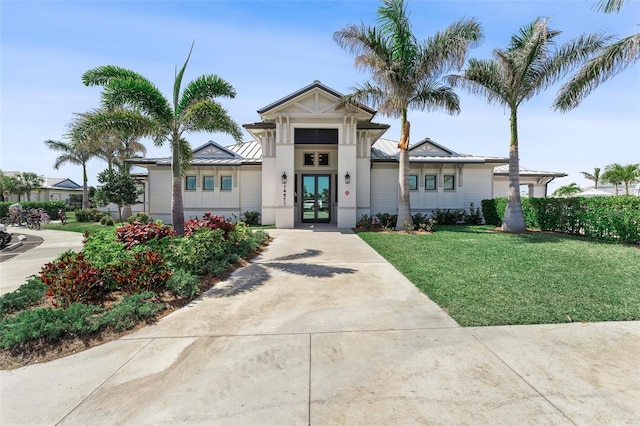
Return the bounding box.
[502,108,526,233]
[82,165,89,209]
[396,119,412,230]
[171,142,185,235]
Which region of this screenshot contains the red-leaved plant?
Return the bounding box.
[115,222,176,250]
[184,212,235,238]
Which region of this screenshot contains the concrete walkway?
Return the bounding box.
[1,228,639,425]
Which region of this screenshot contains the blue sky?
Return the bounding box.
[1,0,639,192]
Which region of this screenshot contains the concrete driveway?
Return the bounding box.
[1,228,639,425]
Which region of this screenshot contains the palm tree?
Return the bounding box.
[17,172,44,202]
[554,0,638,111]
[82,43,242,235]
[334,0,483,230]
[45,120,97,209]
[552,182,582,198]
[449,18,607,232]
[602,163,640,195]
[580,167,602,189]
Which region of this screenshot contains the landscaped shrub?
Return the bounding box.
[105,250,172,294]
[375,212,397,229]
[184,212,235,238]
[356,214,379,230]
[115,221,176,250]
[100,215,116,226]
[464,203,483,225]
[167,227,227,274]
[481,196,640,243]
[0,278,47,318]
[0,303,100,348]
[166,270,200,298]
[127,212,152,224]
[97,292,166,331]
[412,213,436,232]
[242,211,261,226]
[74,208,109,223]
[39,251,108,309]
[82,228,131,267]
[432,208,464,225]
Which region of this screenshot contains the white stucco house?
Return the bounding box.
[129,81,564,228]
[1,172,84,206]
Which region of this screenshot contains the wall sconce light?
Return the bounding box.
[281,172,287,184]
[345,172,351,184]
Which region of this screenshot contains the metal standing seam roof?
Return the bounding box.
[493,164,567,177]
[372,138,508,164]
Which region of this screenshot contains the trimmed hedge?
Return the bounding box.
[482,196,640,243]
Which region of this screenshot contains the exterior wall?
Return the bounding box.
[371,163,495,217]
[493,177,549,198]
[239,167,262,218]
[148,167,172,224]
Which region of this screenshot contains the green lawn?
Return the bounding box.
[359,226,640,327]
[42,212,106,233]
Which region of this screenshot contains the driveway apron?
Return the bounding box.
[1,228,638,425]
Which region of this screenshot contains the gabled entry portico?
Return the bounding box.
[244,81,388,229]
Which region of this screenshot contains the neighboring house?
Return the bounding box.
[493,165,567,198]
[1,172,84,207]
[129,81,564,228]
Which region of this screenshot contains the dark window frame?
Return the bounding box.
[425,175,437,191]
[220,176,232,191]
[185,175,197,191]
[443,174,456,191]
[409,175,418,191]
[203,176,215,191]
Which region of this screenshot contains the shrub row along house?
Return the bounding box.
[129,81,565,228]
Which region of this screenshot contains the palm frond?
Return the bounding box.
[554,32,640,111]
[174,41,195,113]
[420,17,484,77]
[177,74,237,117]
[181,100,243,141]
[410,82,460,115]
[82,65,146,87]
[101,77,173,123]
[596,0,629,13]
[448,58,509,107]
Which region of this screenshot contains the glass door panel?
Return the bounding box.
[302,175,330,223]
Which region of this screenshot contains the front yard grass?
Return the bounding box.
[359,225,640,327]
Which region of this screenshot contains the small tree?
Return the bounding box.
[17,172,44,202]
[580,167,601,189]
[552,182,582,198]
[95,169,141,221]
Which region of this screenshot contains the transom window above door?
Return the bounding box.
[304,152,330,167]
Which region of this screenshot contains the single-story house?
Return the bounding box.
[129,81,565,228]
[1,172,84,206]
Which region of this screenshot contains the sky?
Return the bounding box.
[1,0,639,193]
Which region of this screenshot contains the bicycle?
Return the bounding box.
[38,209,51,224]
[58,209,67,225]
[26,209,41,230]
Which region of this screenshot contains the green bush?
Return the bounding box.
[100,215,115,226]
[0,278,47,318]
[0,303,100,348]
[432,208,464,225]
[242,211,261,226]
[482,196,640,243]
[167,227,226,274]
[412,213,436,232]
[82,228,132,268]
[127,212,152,224]
[97,292,166,331]
[74,208,108,223]
[166,270,200,298]
[375,212,397,229]
[0,293,166,348]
